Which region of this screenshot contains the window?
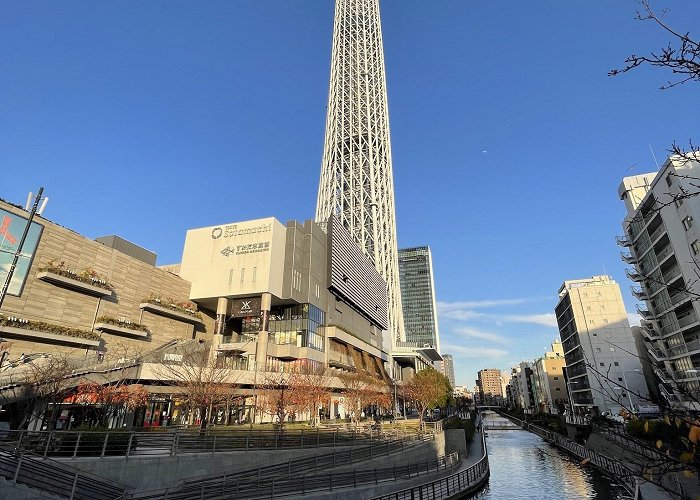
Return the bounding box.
[240,268,245,284]
[614,361,619,366]
[554,376,559,380]
[555,387,561,391]
[600,362,605,367]
[610,347,616,352]
[252,267,257,283]
[618,377,623,382]
[692,240,700,256]
[315,283,320,298]
[666,174,673,187]
[683,216,693,230]
[596,347,601,352]
[676,197,684,208]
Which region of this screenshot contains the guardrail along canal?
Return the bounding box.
[472,414,626,499]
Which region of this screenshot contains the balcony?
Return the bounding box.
[677,311,699,329]
[671,291,691,307]
[655,244,674,265]
[328,350,355,369]
[659,384,680,404]
[648,225,666,244]
[654,367,673,384]
[625,268,644,282]
[631,286,650,301]
[217,335,255,352]
[620,251,638,264]
[636,304,654,319]
[663,265,682,283]
[139,302,203,324]
[37,271,113,298]
[641,325,662,342]
[667,342,690,358]
[673,369,700,381]
[645,342,667,362]
[94,321,149,339]
[616,235,632,247]
[0,319,100,348]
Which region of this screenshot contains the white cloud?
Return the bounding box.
[442,343,509,359]
[498,313,558,327]
[439,309,486,321]
[453,326,509,345]
[438,298,529,311]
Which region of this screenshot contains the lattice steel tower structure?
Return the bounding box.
[316,0,405,347]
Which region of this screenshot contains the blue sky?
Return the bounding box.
[1,1,698,387]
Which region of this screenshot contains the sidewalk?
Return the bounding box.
[465,429,485,468]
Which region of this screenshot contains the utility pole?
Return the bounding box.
[0,187,46,310]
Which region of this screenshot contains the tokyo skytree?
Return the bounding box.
[316,0,405,347]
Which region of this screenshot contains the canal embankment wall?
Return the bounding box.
[60,434,446,491]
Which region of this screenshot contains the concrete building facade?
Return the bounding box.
[556,276,649,416]
[442,354,455,388]
[618,155,700,410]
[477,368,504,406]
[532,340,568,414]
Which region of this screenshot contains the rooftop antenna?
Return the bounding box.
[649,144,660,169]
[602,260,608,277]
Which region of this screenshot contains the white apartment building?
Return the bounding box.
[619,155,700,410]
[532,340,568,414]
[556,276,649,417]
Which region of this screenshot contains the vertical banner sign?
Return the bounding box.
[0,208,43,296]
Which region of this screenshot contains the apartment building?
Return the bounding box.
[618,155,700,411]
[532,340,568,414]
[556,276,649,417]
[477,368,504,405]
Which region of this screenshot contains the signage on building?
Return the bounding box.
[0,208,43,296]
[220,241,270,258]
[211,223,271,240]
[231,297,261,318]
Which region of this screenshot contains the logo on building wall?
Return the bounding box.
[231,297,262,318]
[211,227,223,239]
[220,242,270,257]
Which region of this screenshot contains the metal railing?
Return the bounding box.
[121,433,435,499]
[502,414,687,499]
[372,431,489,500]
[5,427,418,458]
[0,442,128,499]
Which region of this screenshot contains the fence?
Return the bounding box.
[0,442,127,500]
[372,431,489,500]
[4,426,422,458]
[121,433,435,499]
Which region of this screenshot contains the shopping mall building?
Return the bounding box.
[0,198,429,428]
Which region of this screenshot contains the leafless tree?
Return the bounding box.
[257,370,300,428]
[291,364,332,427]
[155,344,240,433]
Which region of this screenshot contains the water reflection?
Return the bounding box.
[471,414,625,499]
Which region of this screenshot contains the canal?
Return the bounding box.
[470,412,627,499]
